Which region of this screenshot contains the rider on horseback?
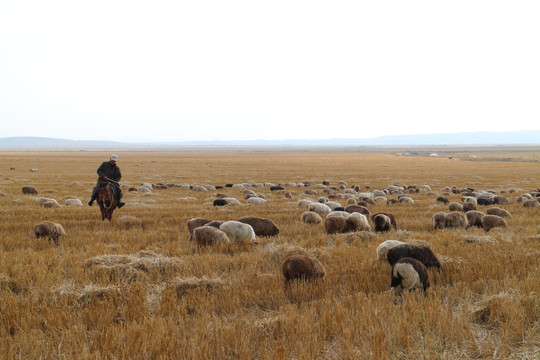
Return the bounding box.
[88,154,125,208]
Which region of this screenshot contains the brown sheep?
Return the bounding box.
[43,200,61,209]
[466,210,486,228]
[372,212,397,229]
[205,220,225,228]
[432,212,448,229]
[448,202,463,212]
[282,255,326,284]
[387,199,399,205]
[301,211,323,225]
[486,207,512,218]
[344,205,370,216]
[462,202,477,212]
[445,212,468,228]
[481,215,507,232]
[387,244,441,268]
[493,195,510,205]
[186,217,211,241]
[325,216,347,234]
[237,217,279,237]
[22,186,38,195]
[372,213,392,232]
[33,221,66,245]
[193,226,230,247]
[523,200,540,208]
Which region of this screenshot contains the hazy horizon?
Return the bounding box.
[1,1,539,142]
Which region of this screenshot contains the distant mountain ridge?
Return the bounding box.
[1,130,539,148]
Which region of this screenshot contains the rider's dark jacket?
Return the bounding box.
[97,161,122,182]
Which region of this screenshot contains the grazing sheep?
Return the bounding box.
[325,201,343,211]
[186,217,211,240]
[371,212,397,229]
[247,197,267,205]
[462,202,477,212]
[448,202,463,212]
[523,200,540,208]
[445,212,468,228]
[387,199,399,205]
[65,199,83,206]
[304,189,317,196]
[205,220,225,229]
[33,221,66,245]
[22,186,38,195]
[297,199,314,209]
[237,217,279,237]
[486,207,512,218]
[387,244,441,268]
[481,215,507,232]
[398,196,414,204]
[308,202,332,215]
[219,221,256,243]
[270,186,284,191]
[282,255,326,284]
[462,196,478,204]
[193,226,230,247]
[43,200,61,209]
[493,195,510,205]
[325,216,347,234]
[327,211,350,219]
[345,204,370,216]
[223,197,241,205]
[301,211,322,225]
[477,196,494,206]
[391,257,430,299]
[432,212,448,229]
[213,199,227,206]
[345,212,371,232]
[466,210,486,228]
[376,240,406,262]
[372,213,392,232]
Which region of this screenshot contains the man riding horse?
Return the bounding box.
[88,154,126,208]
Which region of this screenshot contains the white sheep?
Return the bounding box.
[346,212,371,231]
[223,197,241,205]
[247,197,267,205]
[326,211,350,218]
[65,199,83,206]
[219,221,256,243]
[376,240,406,262]
[308,202,332,215]
[325,201,343,210]
[297,199,314,209]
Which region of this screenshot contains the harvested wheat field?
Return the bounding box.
[1,148,540,359]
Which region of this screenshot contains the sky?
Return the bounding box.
[1,1,539,142]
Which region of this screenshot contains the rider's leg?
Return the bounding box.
[88,185,98,206]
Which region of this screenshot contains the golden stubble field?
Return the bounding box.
[0,148,539,359]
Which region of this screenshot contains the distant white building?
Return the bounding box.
[429,153,439,157]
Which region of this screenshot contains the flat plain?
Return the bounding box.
[0,147,539,359]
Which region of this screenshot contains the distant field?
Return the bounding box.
[0,148,539,359]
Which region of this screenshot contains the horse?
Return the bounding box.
[97,180,118,221]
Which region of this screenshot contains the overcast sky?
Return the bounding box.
[1,1,539,142]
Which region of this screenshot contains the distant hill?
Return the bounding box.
[1,130,539,148]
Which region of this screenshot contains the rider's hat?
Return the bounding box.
[110,154,118,161]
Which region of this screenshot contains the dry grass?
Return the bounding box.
[0,148,540,359]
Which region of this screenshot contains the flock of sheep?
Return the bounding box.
[29,179,540,301]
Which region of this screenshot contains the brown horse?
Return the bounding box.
[97,181,118,221]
